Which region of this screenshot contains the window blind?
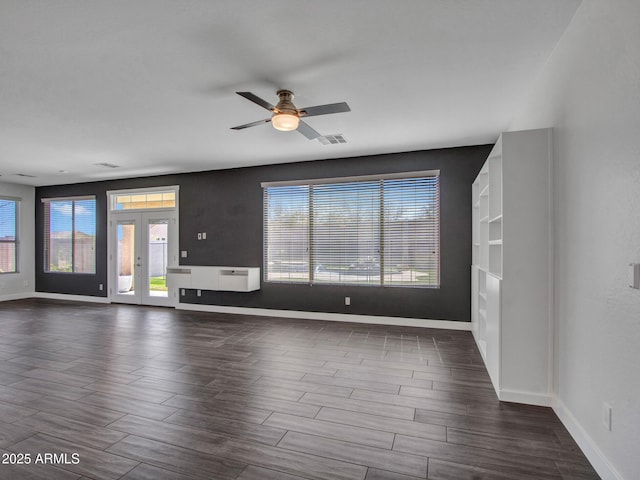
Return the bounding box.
[263,172,440,288]
[0,198,18,273]
[312,180,380,285]
[382,176,440,286]
[263,185,309,283]
[43,197,96,274]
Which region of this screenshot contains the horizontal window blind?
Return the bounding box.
[44,197,96,274]
[0,198,18,274]
[383,176,439,287]
[263,185,309,283]
[312,180,380,285]
[263,172,440,288]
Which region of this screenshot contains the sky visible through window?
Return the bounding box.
[45,198,96,274]
[49,200,96,235]
[0,200,16,240]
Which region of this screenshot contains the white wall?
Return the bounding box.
[509,1,640,478]
[0,181,35,300]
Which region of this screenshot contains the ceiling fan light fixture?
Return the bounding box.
[271,112,299,132]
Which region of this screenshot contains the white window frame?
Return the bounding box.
[0,196,19,274]
[262,170,440,288]
[108,185,179,212]
[43,195,97,274]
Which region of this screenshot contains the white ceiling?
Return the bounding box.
[0,0,581,187]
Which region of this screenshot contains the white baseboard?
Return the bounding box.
[175,302,472,331]
[0,291,34,302]
[32,292,111,304]
[498,388,552,407]
[553,397,623,480]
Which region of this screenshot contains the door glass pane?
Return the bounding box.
[148,220,168,297]
[117,222,135,295]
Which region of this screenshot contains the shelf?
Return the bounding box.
[473,264,489,274]
[472,129,552,404]
[167,266,261,292]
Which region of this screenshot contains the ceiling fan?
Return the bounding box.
[230,90,350,139]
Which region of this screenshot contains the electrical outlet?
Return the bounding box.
[197,289,202,297]
[202,232,207,240]
[345,296,351,306]
[181,289,186,296]
[602,402,612,431]
[99,284,103,291]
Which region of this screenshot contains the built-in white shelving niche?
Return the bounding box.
[470,128,552,406]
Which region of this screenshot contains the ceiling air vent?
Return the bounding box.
[93,162,120,168]
[317,134,347,145]
[15,173,36,178]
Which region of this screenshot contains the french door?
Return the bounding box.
[110,211,177,306]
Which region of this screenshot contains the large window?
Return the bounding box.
[263,171,440,287]
[0,198,18,274]
[43,196,96,274]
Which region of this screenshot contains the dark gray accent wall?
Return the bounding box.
[35,145,489,321]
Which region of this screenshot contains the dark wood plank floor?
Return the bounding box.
[0,298,600,480]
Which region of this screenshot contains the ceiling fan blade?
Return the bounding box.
[296,120,321,140]
[236,92,275,111]
[230,118,272,130]
[299,102,351,118]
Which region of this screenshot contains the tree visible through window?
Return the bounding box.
[43,197,96,274]
[0,198,18,274]
[263,172,440,287]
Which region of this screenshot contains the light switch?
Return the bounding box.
[181,251,187,258]
[630,263,640,289]
[202,232,207,240]
[197,233,202,240]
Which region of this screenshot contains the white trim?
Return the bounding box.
[497,388,552,407]
[261,170,440,188]
[41,195,95,203]
[0,292,34,302]
[547,128,555,399]
[106,186,179,307]
[0,194,22,202]
[174,302,471,330]
[107,185,179,212]
[106,185,180,196]
[32,292,111,304]
[553,398,623,480]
